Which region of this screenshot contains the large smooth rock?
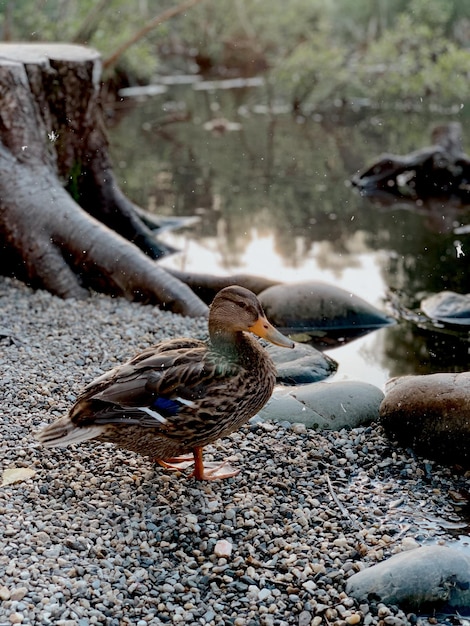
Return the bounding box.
[346,545,470,612]
[421,290,470,325]
[379,372,470,467]
[267,342,337,385]
[256,381,384,429]
[258,281,394,333]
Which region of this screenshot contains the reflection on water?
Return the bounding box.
[108,84,470,388]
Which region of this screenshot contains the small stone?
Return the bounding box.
[9,587,28,601]
[225,508,236,520]
[303,580,316,591]
[0,586,11,600]
[34,531,51,544]
[214,539,232,558]
[9,614,24,624]
[399,537,420,551]
[384,618,406,626]
[258,588,271,602]
[298,610,312,626]
[203,609,216,622]
[346,614,361,625]
[378,606,392,618]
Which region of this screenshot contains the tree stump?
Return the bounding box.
[0,43,208,317]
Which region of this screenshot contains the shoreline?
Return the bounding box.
[1,277,469,625]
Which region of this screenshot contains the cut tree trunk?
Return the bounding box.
[0,43,208,317]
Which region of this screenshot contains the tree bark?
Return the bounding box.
[0,43,208,317]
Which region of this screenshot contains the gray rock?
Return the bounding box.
[380,372,470,467]
[257,381,384,429]
[421,290,470,325]
[267,341,337,385]
[346,545,470,611]
[258,281,394,333]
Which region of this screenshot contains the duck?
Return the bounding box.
[36,285,294,480]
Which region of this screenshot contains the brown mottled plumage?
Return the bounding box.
[36,286,294,480]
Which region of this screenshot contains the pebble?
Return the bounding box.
[9,588,27,602]
[258,588,272,602]
[1,276,469,626]
[0,587,11,601]
[213,539,232,557]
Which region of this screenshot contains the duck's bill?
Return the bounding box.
[248,317,295,348]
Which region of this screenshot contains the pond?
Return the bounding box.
[107,80,470,389]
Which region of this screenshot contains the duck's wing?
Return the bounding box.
[85,338,205,389]
[70,344,240,433]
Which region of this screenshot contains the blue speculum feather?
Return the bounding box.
[152,396,182,417]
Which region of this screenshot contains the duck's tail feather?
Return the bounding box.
[36,417,105,448]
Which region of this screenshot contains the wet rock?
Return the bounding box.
[421,290,470,325]
[267,341,337,385]
[258,281,394,336]
[346,545,470,611]
[256,381,383,429]
[379,372,470,467]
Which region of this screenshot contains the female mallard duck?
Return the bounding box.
[37,286,294,480]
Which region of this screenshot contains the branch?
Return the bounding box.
[326,474,364,531]
[103,0,206,71]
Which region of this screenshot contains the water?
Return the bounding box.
[107,83,470,389]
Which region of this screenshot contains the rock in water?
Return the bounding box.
[421,290,470,325]
[379,372,470,467]
[258,281,394,340]
[267,341,337,385]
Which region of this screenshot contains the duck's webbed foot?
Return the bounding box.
[192,460,240,480]
[155,447,240,481]
[191,446,239,481]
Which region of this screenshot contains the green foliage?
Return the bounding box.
[3,0,470,110]
[269,0,470,112]
[357,11,470,107]
[272,35,354,111]
[407,0,455,30]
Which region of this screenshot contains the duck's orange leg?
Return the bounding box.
[156,447,239,480]
[190,446,240,481]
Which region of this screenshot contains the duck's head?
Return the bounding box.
[209,285,294,348]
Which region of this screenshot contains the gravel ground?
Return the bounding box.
[1,276,469,626]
